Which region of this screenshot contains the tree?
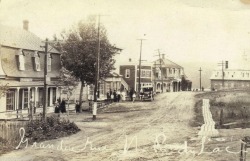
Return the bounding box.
[55,67,78,114]
[57,17,120,110]
[0,83,8,98]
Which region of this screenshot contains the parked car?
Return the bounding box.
[142,87,154,101]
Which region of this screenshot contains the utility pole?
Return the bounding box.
[157,49,164,93]
[43,38,48,121]
[199,67,202,91]
[93,15,100,120]
[218,61,225,89]
[137,39,146,93]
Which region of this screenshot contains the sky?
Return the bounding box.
[1,0,250,88]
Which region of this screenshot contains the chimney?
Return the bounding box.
[23,20,29,31]
[129,58,132,62]
[161,54,165,59]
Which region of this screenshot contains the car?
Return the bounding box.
[141,87,154,101]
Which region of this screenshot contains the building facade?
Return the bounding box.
[210,69,250,90]
[120,61,153,92]
[119,57,191,93]
[153,56,187,93]
[0,22,62,119]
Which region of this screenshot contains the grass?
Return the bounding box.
[192,90,250,129]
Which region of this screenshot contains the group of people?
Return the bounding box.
[54,98,66,113]
[106,90,121,103]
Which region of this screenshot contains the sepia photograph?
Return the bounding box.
[1,0,250,160]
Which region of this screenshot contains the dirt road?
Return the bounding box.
[1,92,204,161]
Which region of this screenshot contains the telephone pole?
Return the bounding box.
[218,61,226,89]
[157,49,164,93]
[93,15,101,120]
[199,67,202,91]
[137,38,146,93]
[43,38,48,121]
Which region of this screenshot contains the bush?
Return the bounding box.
[25,115,80,143]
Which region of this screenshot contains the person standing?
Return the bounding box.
[129,89,133,101]
[75,100,80,113]
[113,90,117,102]
[132,91,136,103]
[117,90,121,102]
[60,98,66,113]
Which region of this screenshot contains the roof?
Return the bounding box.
[154,58,183,69]
[0,25,59,53]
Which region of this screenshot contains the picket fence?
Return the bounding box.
[0,121,27,144]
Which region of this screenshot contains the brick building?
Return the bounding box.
[0,22,62,119]
[120,60,152,92]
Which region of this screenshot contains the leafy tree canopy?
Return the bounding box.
[58,17,120,84]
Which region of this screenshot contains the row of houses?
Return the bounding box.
[0,21,191,119]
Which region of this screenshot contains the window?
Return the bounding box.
[33,51,41,71]
[106,83,111,92]
[100,83,104,95]
[6,90,15,111]
[24,90,28,108]
[17,49,25,71]
[141,70,151,78]
[47,53,52,72]
[125,69,130,78]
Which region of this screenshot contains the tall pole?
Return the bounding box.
[222,61,224,89]
[157,49,163,93]
[137,39,145,93]
[199,67,202,91]
[93,15,100,120]
[43,38,48,121]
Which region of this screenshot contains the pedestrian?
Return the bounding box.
[117,90,121,102]
[113,90,117,102]
[60,98,66,113]
[54,102,60,113]
[110,92,114,103]
[75,100,80,113]
[132,91,136,103]
[129,89,133,101]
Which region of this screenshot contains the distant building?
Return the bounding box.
[153,55,191,92]
[119,57,191,93]
[210,68,250,90]
[120,59,153,92]
[88,72,128,100]
[0,21,62,119]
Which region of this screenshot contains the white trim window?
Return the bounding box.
[33,51,41,71]
[141,69,151,78]
[125,69,130,78]
[47,53,52,72]
[17,49,25,71]
[6,90,15,111]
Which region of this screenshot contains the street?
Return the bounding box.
[1,92,210,161]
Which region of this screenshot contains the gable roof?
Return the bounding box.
[0,25,59,53]
[154,58,183,68]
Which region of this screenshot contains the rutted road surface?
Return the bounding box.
[1,92,203,161]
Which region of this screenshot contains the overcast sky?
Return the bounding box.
[1,0,250,87]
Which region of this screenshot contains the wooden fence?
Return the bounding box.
[0,121,27,144]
